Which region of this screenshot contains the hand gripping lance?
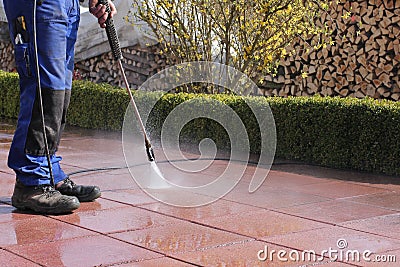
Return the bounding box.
[97,0,155,162]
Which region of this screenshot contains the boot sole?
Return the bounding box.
[12,199,80,215]
[77,190,101,202]
[59,187,102,202]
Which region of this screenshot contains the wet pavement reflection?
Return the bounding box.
[0,120,399,266]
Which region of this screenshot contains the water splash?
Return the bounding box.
[147,161,171,189]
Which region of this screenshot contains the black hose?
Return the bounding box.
[66,157,277,177]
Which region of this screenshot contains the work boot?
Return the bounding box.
[56,177,101,202]
[12,180,80,214]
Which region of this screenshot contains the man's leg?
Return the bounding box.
[4,0,80,214]
[51,0,101,202]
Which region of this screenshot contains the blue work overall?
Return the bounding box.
[3,0,80,186]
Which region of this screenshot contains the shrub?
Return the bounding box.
[1,70,400,176]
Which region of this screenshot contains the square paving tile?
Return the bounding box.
[154,160,228,187]
[56,206,180,234]
[61,152,125,170]
[260,169,334,190]
[112,257,194,266]
[362,249,400,266]
[351,181,400,192]
[0,204,40,224]
[71,197,128,213]
[59,137,123,156]
[172,240,326,266]
[339,213,400,240]
[3,125,400,266]
[0,216,95,246]
[101,189,158,206]
[279,199,397,224]
[223,182,331,209]
[264,225,400,258]
[111,221,252,255]
[140,199,262,223]
[0,173,15,198]
[201,209,329,239]
[345,192,400,211]
[313,261,355,266]
[68,169,137,191]
[0,249,40,267]
[0,146,12,175]
[7,235,160,267]
[293,181,390,199]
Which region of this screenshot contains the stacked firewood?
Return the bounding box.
[261,0,400,101]
[74,44,168,89]
[0,40,166,89]
[0,42,15,72]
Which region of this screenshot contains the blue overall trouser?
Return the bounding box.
[3,0,80,186]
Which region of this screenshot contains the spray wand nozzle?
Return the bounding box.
[98,0,157,163]
[145,140,155,162]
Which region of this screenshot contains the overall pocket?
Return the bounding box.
[14,43,33,78]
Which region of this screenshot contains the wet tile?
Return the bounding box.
[59,138,123,155]
[174,240,319,266]
[280,199,397,224]
[68,169,137,191]
[0,249,40,267]
[7,235,160,267]
[339,213,400,240]
[0,203,39,223]
[112,257,194,266]
[0,216,95,246]
[0,173,15,196]
[346,192,400,211]
[294,181,390,199]
[264,225,400,256]
[357,182,400,192]
[0,165,13,175]
[2,124,400,266]
[111,222,251,255]
[57,164,85,176]
[260,169,334,189]
[223,182,331,209]
[62,125,122,140]
[140,199,262,223]
[362,249,400,266]
[60,151,125,170]
[153,159,237,187]
[73,198,128,212]
[126,159,227,190]
[140,188,225,208]
[315,262,354,266]
[202,209,328,239]
[101,189,157,206]
[56,206,180,234]
[271,163,400,187]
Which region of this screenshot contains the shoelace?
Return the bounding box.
[62,178,76,188]
[39,185,58,198]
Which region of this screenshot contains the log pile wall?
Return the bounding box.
[261,0,400,100]
[74,44,167,89]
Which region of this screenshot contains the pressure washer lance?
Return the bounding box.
[98,0,155,162]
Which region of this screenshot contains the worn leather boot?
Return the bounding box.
[56,177,101,202]
[12,180,80,214]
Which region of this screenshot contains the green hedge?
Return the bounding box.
[1,70,400,176]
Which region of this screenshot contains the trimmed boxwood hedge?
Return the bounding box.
[1,70,400,176]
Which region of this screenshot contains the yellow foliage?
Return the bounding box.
[129,0,330,81]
